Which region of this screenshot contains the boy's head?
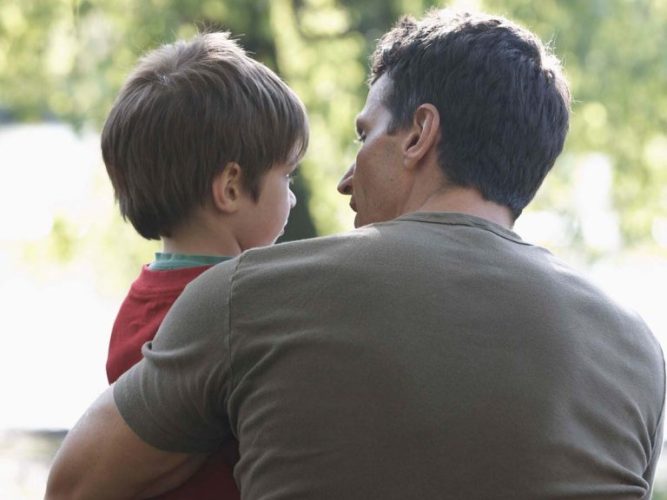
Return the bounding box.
[102,32,309,240]
[369,9,570,219]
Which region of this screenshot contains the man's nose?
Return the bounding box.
[337,164,354,195]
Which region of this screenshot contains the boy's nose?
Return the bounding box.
[289,188,297,208]
[337,164,354,195]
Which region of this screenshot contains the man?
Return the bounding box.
[46,9,664,500]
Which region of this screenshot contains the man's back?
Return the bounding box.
[117,212,664,499]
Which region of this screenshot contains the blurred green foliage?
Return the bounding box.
[2,0,666,288]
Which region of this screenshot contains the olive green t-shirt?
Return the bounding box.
[115,212,665,499]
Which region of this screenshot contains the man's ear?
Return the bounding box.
[402,103,440,169]
[211,162,244,213]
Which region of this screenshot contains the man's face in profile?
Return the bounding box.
[337,75,413,228]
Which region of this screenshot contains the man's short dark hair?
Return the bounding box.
[371,10,570,218]
[102,32,309,240]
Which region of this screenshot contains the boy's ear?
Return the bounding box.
[211,162,244,213]
[402,103,440,169]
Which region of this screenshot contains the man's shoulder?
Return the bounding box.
[530,251,664,371]
[236,212,493,267]
[177,228,381,298]
[242,226,384,265]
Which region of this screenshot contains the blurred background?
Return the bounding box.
[1,0,666,497]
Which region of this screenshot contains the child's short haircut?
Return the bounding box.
[102,32,309,240]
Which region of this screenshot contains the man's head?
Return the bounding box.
[339,9,570,225]
[102,32,308,240]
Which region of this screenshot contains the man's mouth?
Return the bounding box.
[349,200,357,213]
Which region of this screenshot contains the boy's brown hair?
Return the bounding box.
[102,32,309,240]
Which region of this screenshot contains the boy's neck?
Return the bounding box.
[161,237,241,257]
[162,213,242,257]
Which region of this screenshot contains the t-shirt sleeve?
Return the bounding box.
[642,352,666,499]
[113,259,238,453]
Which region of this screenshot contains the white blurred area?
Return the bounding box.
[0,123,117,430]
[0,123,666,497]
[1,124,98,241]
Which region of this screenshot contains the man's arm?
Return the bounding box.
[47,262,237,499]
[45,386,208,500]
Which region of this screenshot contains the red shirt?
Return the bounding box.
[107,265,240,500]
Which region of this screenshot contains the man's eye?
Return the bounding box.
[355,133,366,144]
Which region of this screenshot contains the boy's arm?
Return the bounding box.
[45,386,208,500]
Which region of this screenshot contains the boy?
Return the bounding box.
[101,32,309,499]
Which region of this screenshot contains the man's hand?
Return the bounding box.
[45,386,208,500]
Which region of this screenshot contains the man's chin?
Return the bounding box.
[354,214,373,228]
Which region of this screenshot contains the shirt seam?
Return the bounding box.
[398,216,533,246]
[650,344,666,453]
[225,255,243,426]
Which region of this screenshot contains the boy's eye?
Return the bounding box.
[288,170,298,184]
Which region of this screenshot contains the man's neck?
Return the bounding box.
[413,185,514,229]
